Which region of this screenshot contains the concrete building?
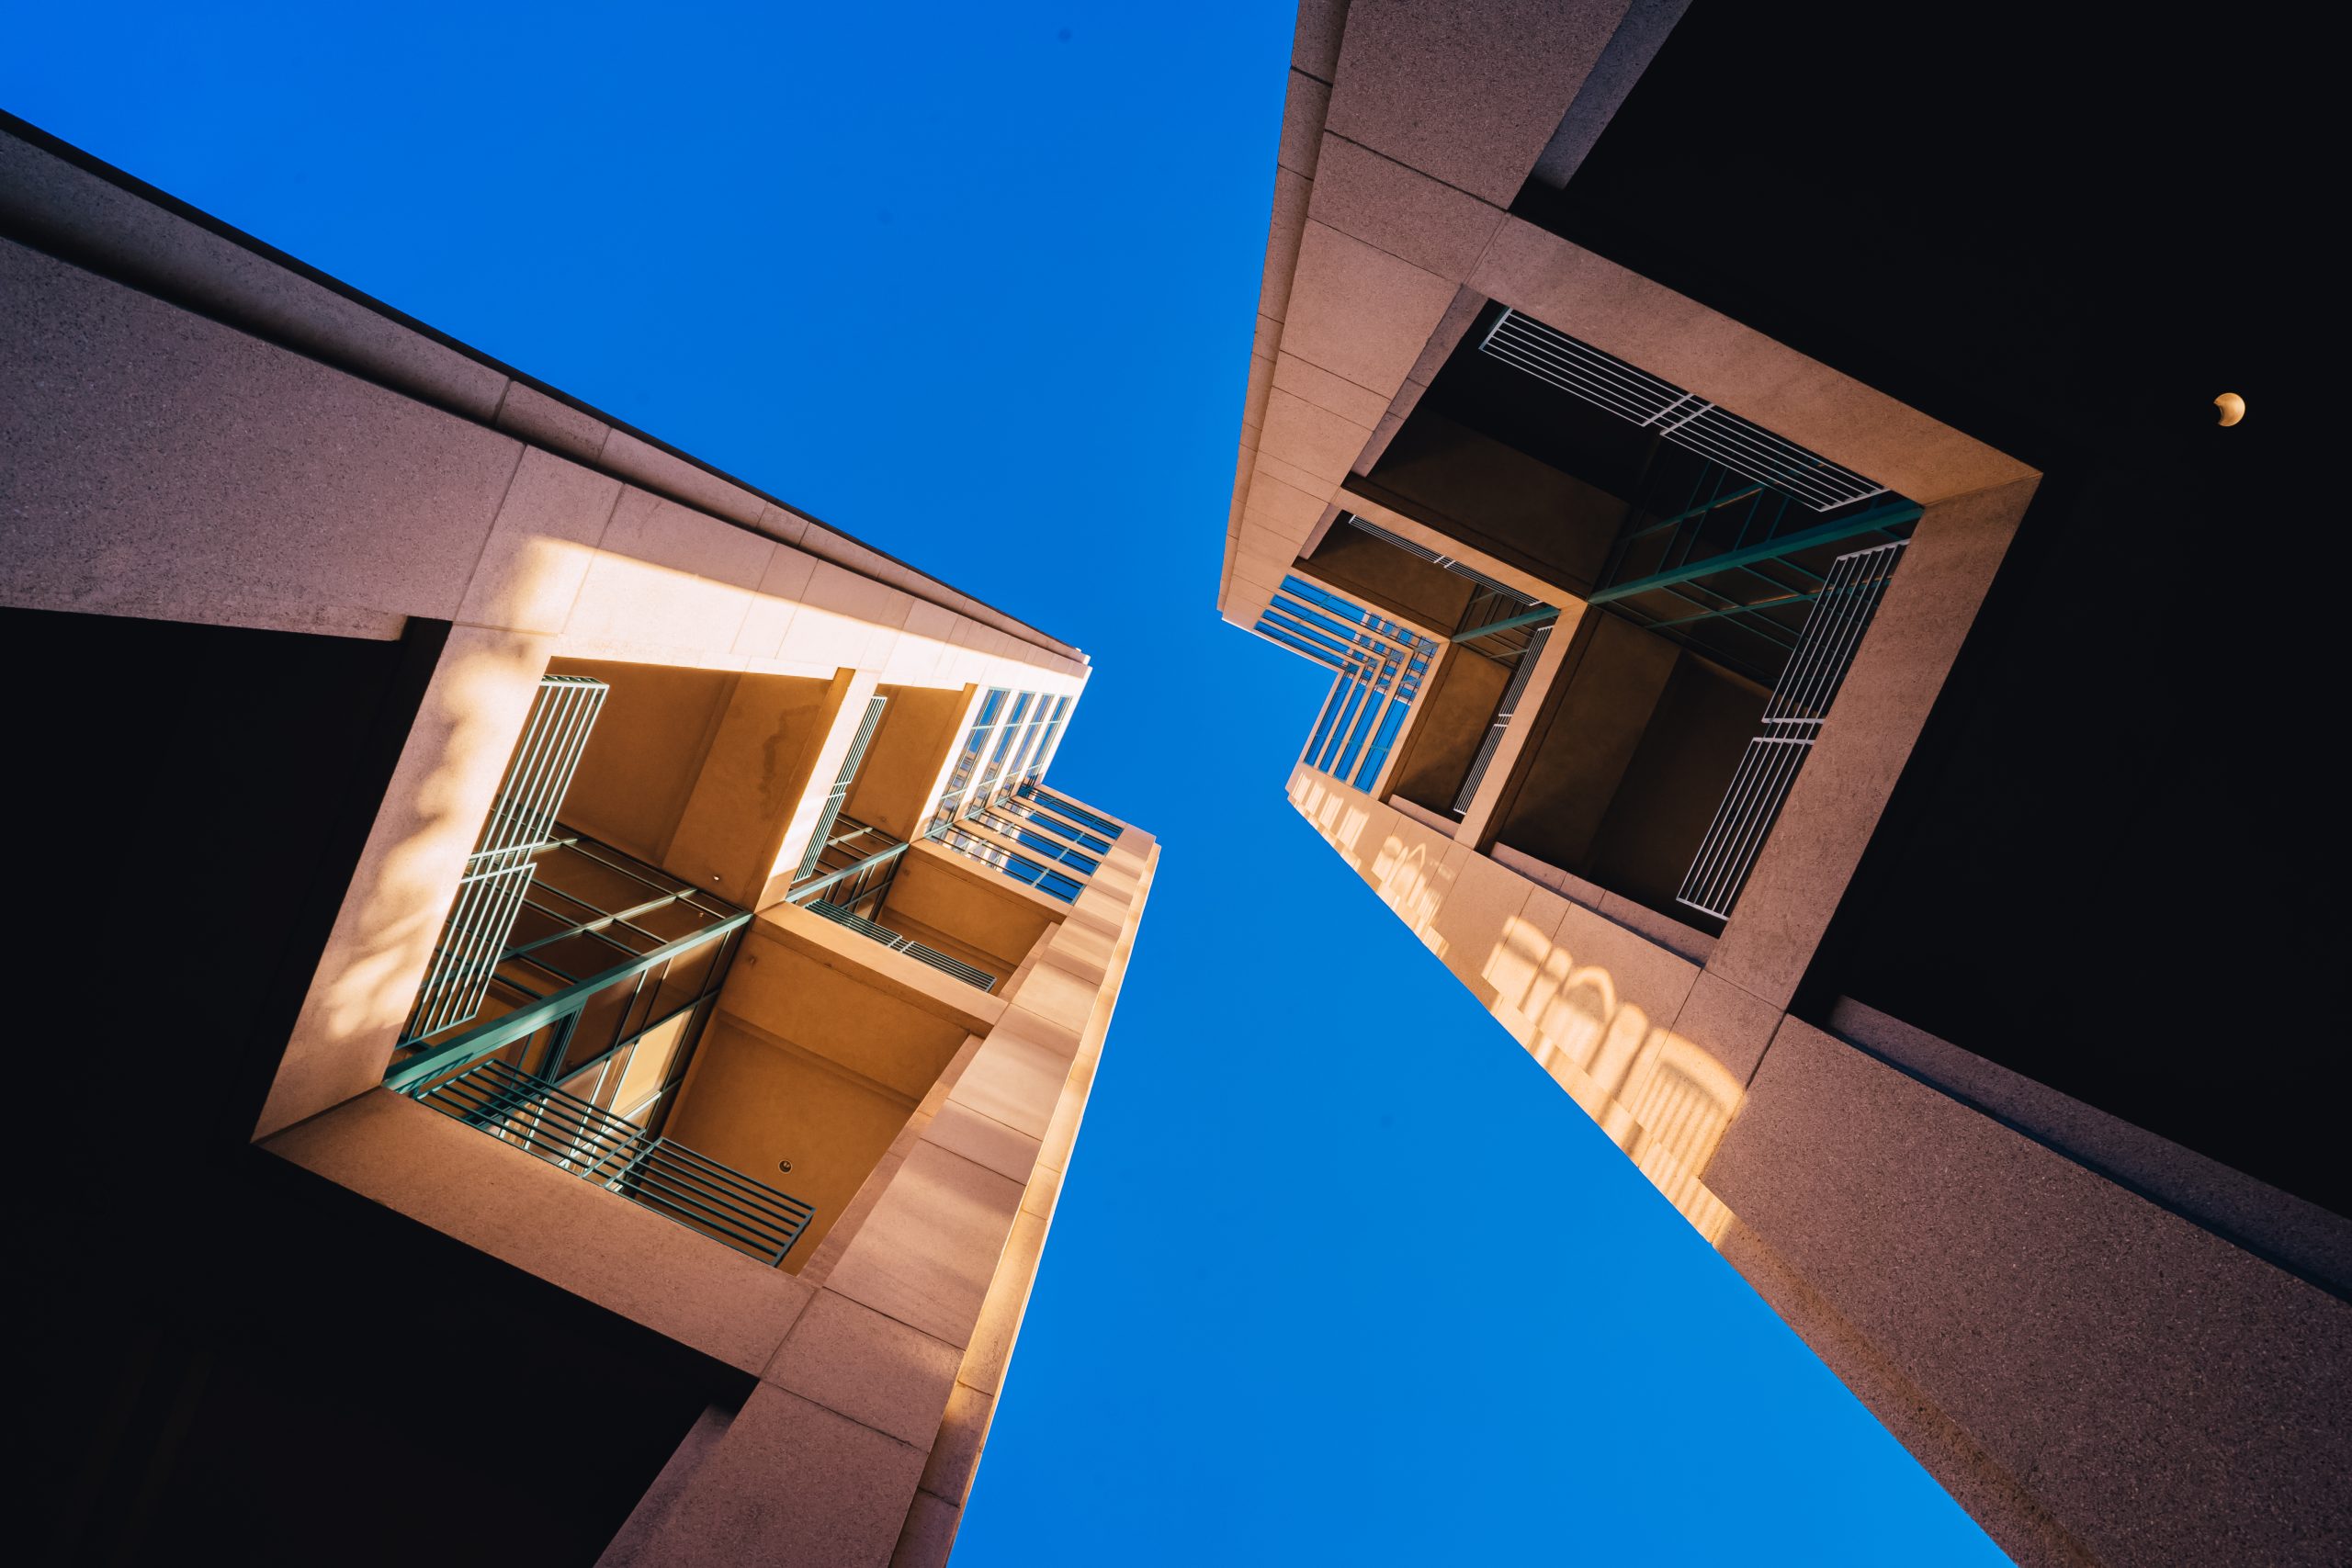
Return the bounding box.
[1221,5,2346,1565]
[6,114,1152,1565]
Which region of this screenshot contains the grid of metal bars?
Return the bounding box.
[386,831,750,1100]
[786,816,997,991]
[1479,308,1890,513]
[1677,541,1907,919]
[418,1057,815,1265]
[404,674,608,1042]
[807,900,997,991]
[1573,435,1923,689]
[1342,512,1532,601]
[1255,574,1437,792]
[789,816,907,919]
[796,694,889,879]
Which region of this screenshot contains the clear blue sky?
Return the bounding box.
[4,6,2004,1562]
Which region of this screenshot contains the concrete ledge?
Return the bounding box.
[1828,997,2352,1296]
[265,1089,814,1377]
[1706,1018,2352,1568]
[747,901,1006,1036]
[0,114,1086,666]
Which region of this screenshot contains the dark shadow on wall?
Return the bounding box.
[13,605,741,1565]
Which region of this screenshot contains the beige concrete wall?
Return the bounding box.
[259,625,555,1136]
[1585,650,1770,913]
[547,660,746,866]
[1305,521,1477,630]
[1710,1021,2352,1568]
[1358,408,1623,593]
[0,125,1080,664]
[663,1016,933,1270]
[1490,610,1678,872]
[0,238,1087,703]
[1291,762,1736,1240]
[885,845,1063,976]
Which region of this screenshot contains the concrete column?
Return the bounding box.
[843,685,976,843]
[1478,609,1677,869]
[1703,1017,2352,1568]
[664,668,882,911]
[913,684,988,827]
[256,625,554,1138]
[1455,599,1584,846]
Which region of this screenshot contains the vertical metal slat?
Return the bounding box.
[404,674,608,1041]
[1675,543,1905,919]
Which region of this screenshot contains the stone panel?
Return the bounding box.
[1325,0,1632,205]
[1708,1021,2352,1568]
[1278,220,1459,397]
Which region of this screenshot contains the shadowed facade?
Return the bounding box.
[1218,6,2347,1566]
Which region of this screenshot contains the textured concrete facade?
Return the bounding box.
[9,115,1150,1566]
[1221,7,2349,1566]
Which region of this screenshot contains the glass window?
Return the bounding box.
[1018,784,1122,839]
[974,811,1101,874]
[992,795,1112,854]
[931,686,1012,830]
[1023,694,1073,785]
[612,1007,695,1125]
[936,826,1080,904]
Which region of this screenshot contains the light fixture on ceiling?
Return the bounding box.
[2215,392,2246,427]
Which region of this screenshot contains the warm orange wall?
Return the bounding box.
[547,658,738,865]
[886,850,1059,975]
[662,1016,927,1269]
[847,684,972,840]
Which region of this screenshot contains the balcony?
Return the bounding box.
[416,1058,815,1265]
[786,813,999,991]
[388,824,821,1267]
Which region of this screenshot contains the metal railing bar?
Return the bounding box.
[1591,501,1923,606]
[417,1059,816,1262]
[787,838,910,905]
[388,911,751,1093]
[631,1160,813,1228]
[1450,605,1559,644]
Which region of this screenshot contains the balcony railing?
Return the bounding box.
[790,814,905,919]
[405,674,608,1041]
[808,899,996,991]
[417,1057,816,1266]
[786,817,995,991]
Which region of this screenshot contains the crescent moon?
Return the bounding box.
[2214,392,2245,427]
